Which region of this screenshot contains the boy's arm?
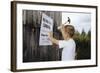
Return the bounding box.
[60,25,67,40]
[48,32,59,45]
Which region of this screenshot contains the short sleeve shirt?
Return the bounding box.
[58,39,76,61]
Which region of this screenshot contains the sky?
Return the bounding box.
[62,12,91,33]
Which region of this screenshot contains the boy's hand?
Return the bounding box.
[58,24,65,29]
[59,25,65,32]
[48,32,53,39]
[48,32,59,45]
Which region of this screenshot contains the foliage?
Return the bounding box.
[73,29,91,60]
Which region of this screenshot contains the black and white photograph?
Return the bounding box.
[11,1,97,72]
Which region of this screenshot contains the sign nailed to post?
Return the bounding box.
[39,13,53,45]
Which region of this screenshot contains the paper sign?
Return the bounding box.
[39,13,53,45]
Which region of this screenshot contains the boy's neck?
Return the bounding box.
[64,36,71,40]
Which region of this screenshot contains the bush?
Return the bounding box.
[74,30,91,60]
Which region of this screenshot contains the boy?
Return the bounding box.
[48,24,76,61]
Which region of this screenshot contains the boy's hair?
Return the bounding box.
[64,25,75,37]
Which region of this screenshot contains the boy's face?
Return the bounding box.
[64,25,75,38]
[64,27,70,37]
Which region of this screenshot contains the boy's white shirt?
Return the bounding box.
[58,39,76,61]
